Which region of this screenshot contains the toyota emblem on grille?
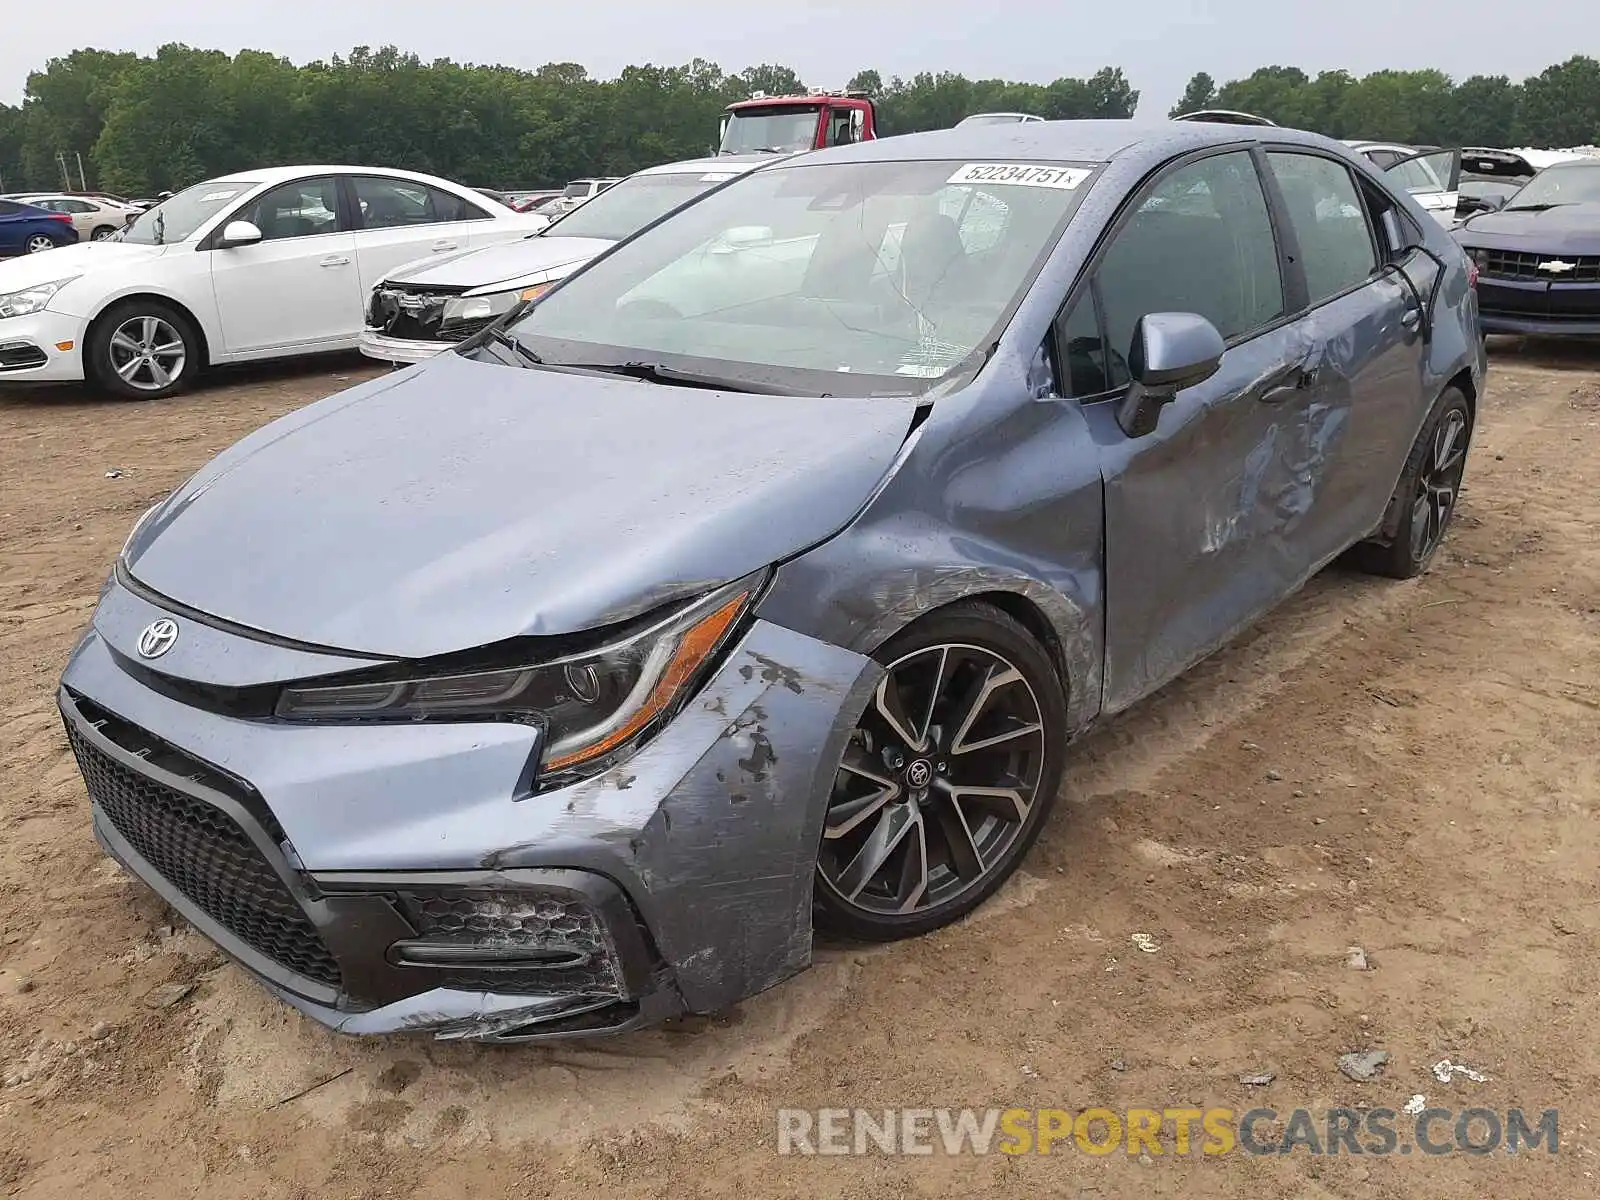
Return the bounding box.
[136,618,179,659]
[1537,259,1576,274]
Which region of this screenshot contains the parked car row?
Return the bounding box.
[0,198,81,256]
[54,118,1486,1044]
[0,165,548,395]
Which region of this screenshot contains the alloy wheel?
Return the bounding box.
[107,315,187,393]
[818,643,1046,916]
[25,235,55,254]
[92,228,115,241]
[1409,408,1468,562]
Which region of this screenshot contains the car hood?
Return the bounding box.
[380,235,616,292]
[1456,202,1600,254]
[124,352,919,659]
[0,240,169,288]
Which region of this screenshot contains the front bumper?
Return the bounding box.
[0,309,88,381]
[1479,312,1600,337]
[59,579,879,1041]
[358,328,447,365]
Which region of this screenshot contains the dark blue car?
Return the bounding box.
[0,198,81,255]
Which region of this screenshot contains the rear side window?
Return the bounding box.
[0,201,21,216]
[1096,150,1284,369]
[351,177,490,229]
[1266,152,1378,306]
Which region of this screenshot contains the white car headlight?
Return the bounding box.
[0,277,79,320]
[440,284,552,336]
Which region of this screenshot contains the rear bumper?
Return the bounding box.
[358,328,447,365]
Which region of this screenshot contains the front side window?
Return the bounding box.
[1267,152,1378,306]
[543,171,736,242]
[1096,151,1283,368]
[121,179,261,245]
[238,177,343,241]
[351,177,487,229]
[502,158,1097,396]
[1055,293,1115,398]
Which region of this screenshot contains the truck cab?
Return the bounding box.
[718,90,877,155]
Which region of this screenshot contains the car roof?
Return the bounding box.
[635,153,779,176]
[798,118,1345,167]
[200,164,482,189]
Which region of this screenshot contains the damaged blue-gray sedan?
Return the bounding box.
[60,120,1485,1042]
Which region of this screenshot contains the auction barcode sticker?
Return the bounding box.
[947,163,1092,189]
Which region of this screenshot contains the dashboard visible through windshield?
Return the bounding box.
[120,180,261,245]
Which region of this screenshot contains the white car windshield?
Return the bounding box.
[503,157,1097,396]
[542,171,737,242]
[121,180,261,245]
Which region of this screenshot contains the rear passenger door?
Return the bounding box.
[1058,149,1337,712]
[1262,149,1430,550]
[343,175,498,293]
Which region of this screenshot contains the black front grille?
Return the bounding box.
[1481,249,1600,283]
[65,718,342,989]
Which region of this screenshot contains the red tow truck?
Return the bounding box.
[717,90,878,155]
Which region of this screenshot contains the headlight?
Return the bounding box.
[0,277,79,320]
[440,284,552,336]
[276,572,763,785]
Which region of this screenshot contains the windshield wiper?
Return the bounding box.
[1503,202,1570,212]
[560,360,780,393]
[482,326,544,367]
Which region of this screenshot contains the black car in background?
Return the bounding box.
[1454,157,1600,336]
[1454,149,1538,222]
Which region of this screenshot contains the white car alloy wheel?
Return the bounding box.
[91,227,117,241]
[25,235,56,254]
[106,314,188,394]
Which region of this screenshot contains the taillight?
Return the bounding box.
[48,212,73,223]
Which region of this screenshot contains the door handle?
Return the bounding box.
[319,255,351,267]
[431,240,458,252]
[1257,362,1319,405]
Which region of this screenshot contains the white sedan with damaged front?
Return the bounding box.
[0,165,548,398]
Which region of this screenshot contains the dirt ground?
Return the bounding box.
[0,343,1597,1198]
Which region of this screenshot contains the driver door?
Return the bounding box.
[208,175,362,354]
[1384,148,1462,227]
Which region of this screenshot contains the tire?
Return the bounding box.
[90,226,117,241]
[86,300,201,401]
[813,601,1068,942]
[1348,386,1473,579]
[25,234,57,254]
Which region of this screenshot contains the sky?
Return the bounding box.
[3,0,1596,115]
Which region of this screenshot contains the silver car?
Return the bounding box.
[62,120,1484,1043]
[359,156,774,364]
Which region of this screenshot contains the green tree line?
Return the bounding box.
[1171,56,1600,147]
[1,44,1595,197]
[0,45,1137,195]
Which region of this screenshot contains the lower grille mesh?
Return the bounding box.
[65,720,342,988]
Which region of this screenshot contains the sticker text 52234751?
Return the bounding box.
[947,163,1092,190]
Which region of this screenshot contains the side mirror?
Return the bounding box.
[218,219,263,248]
[1480,193,1507,213]
[849,109,866,143]
[1116,312,1224,438]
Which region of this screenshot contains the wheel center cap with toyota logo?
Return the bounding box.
[136,618,179,659]
[905,759,934,789]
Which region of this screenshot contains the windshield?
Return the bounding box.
[720,106,820,154]
[543,171,735,241]
[501,157,1096,396]
[1505,164,1600,209]
[119,179,260,245]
